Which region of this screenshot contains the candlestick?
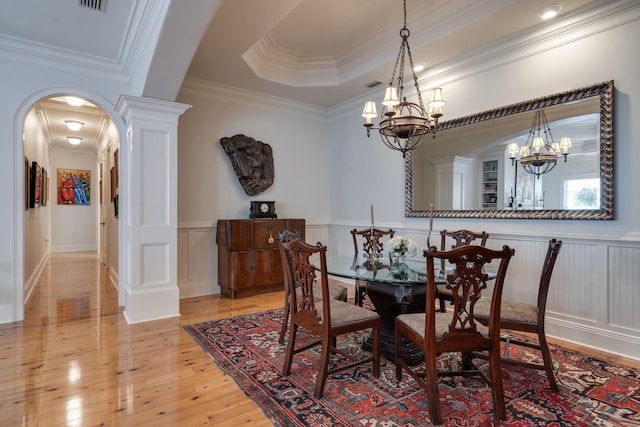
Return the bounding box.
[370,205,374,226]
[429,204,434,231]
[427,203,434,247]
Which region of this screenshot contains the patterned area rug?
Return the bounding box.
[185,309,640,426]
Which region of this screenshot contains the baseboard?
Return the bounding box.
[546,317,639,362]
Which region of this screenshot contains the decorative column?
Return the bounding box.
[115,95,190,323]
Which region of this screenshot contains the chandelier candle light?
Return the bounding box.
[508,108,572,179]
[362,0,446,158]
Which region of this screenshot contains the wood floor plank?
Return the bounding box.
[0,251,636,426]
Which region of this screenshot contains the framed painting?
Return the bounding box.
[24,157,30,210]
[110,167,116,201]
[40,168,48,207]
[30,161,41,208]
[57,168,91,205]
[515,161,537,209]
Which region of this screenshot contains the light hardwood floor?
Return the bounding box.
[1,252,637,426]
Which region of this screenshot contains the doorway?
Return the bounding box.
[20,91,122,322]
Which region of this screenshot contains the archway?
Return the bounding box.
[14,88,127,322]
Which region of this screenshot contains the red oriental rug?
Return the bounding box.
[184,309,640,426]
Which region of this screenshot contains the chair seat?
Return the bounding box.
[317,300,380,326]
[299,282,347,301]
[475,298,538,324]
[397,312,490,340]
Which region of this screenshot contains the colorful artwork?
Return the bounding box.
[57,168,91,205]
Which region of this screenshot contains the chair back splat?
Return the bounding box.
[280,237,380,398]
[395,244,514,425]
[437,229,490,312]
[350,227,395,306]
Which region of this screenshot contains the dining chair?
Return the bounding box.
[281,237,381,398]
[474,238,562,391]
[395,244,514,425]
[437,229,490,312]
[276,230,347,344]
[350,227,395,306]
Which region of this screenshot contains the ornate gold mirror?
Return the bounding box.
[405,80,614,220]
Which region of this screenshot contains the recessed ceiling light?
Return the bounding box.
[67,136,83,146]
[413,62,427,73]
[537,4,562,20]
[65,120,84,131]
[65,96,85,107]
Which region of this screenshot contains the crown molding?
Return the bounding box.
[180,78,328,121]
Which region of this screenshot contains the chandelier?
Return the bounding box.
[507,108,572,179]
[362,0,445,158]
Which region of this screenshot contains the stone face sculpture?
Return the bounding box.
[220,134,274,196]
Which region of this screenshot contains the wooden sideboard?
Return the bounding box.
[216,218,305,299]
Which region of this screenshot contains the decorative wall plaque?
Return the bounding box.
[220,134,274,196]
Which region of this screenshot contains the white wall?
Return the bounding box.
[49,149,98,252]
[175,81,331,297]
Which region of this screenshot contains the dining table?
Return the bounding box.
[315,254,497,365]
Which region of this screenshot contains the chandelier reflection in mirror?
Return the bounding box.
[362,0,445,158]
[507,108,572,178]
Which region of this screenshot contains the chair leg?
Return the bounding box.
[425,353,442,425]
[314,334,332,398]
[372,324,380,378]
[538,329,559,392]
[438,296,446,313]
[278,299,290,344]
[395,323,404,381]
[488,346,506,421]
[282,324,297,376]
[355,281,365,306]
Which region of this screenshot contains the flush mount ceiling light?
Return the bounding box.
[67,136,83,146]
[507,108,571,179]
[413,62,426,73]
[362,0,445,158]
[65,96,85,107]
[537,4,562,20]
[65,120,84,131]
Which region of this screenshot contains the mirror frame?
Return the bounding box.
[405,80,614,220]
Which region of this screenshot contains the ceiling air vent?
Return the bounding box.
[365,80,383,89]
[79,0,106,12]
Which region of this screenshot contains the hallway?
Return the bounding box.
[0,252,280,426]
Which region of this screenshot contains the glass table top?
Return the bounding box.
[315,254,497,285]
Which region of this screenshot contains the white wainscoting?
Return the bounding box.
[177,223,219,298]
[177,221,640,361]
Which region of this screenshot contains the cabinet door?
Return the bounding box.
[229,251,256,289]
[228,220,253,251]
[255,250,283,286]
[253,220,286,250]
